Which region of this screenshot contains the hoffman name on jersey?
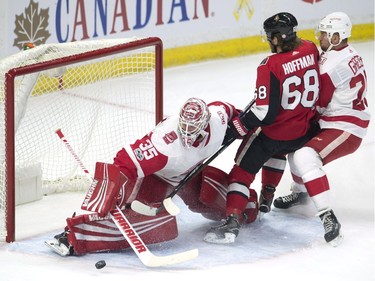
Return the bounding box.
[282,54,315,75]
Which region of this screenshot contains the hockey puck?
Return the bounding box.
[95,260,106,269]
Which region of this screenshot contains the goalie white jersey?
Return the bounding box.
[317,45,371,138]
[114,102,238,185]
[149,113,226,185]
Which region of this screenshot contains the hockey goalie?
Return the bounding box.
[46,98,259,256]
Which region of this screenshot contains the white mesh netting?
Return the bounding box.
[0,37,162,241]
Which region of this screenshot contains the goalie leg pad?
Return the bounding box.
[66,208,178,255]
[199,166,228,211]
[178,166,228,221]
[81,162,128,217]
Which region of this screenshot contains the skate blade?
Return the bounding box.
[258,212,264,221]
[44,240,70,256]
[203,233,236,244]
[258,211,269,222]
[328,232,344,247]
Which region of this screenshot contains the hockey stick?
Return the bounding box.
[55,128,198,267]
[131,141,233,216]
[131,99,256,217]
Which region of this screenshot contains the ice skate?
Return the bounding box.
[273,191,308,209]
[318,209,343,247]
[204,214,240,244]
[45,231,74,256]
[259,185,276,214]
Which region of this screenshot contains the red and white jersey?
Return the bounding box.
[243,40,320,140]
[113,102,237,185]
[317,45,371,138]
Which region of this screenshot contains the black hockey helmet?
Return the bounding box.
[263,12,298,42]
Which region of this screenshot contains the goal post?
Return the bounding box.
[0,37,163,242]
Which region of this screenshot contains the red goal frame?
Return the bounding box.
[3,37,163,242]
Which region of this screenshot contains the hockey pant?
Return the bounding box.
[175,165,258,223]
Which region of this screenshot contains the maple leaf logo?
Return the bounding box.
[13,0,51,50]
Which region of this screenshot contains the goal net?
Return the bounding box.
[0,37,163,242]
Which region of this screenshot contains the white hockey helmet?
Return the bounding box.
[318,12,352,42]
[178,98,211,148]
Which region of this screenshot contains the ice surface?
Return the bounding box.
[0,41,374,281]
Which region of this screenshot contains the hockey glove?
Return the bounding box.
[223,116,249,144]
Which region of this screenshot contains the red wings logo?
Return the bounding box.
[163,131,178,144]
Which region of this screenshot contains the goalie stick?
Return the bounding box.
[54,128,199,267]
[131,98,256,217]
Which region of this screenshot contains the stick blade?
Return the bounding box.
[163,197,180,216]
[130,200,159,216]
[131,199,181,216]
[141,248,199,267]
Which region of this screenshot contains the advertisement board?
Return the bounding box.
[0,0,373,63]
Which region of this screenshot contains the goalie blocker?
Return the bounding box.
[58,162,258,255]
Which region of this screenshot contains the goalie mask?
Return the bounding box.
[178,98,211,148]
